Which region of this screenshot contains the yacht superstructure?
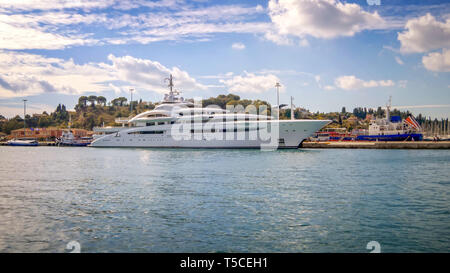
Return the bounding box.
[90,75,330,149]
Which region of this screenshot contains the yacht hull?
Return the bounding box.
[90,120,330,149]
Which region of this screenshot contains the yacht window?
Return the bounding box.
[128,131,164,135]
[157,122,165,125]
[170,121,175,124]
[146,122,155,126]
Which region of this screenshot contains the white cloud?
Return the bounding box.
[395,56,404,65]
[263,31,293,46]
[107,54,206,93]
[0,51,114,98]
[422,49,450,72]
[219,72,281,94]
[334,75,395,90]
[398,13,450,53]
[231,42,245,50]
[0,21,96,50]
[0,51,205,98]
[0,0,180,12]
[268,0,385,40]
[0,3,268,50]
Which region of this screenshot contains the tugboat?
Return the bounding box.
[56,114,91,146]
[356,97,423,141]
[57,130,91,146]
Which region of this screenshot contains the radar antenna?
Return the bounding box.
[164,74,182,102]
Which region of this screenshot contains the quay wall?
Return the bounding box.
[302,141,450,149]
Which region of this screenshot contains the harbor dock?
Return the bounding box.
[0,141,57,146]
[1,141,450,149]
[302,141,450,149]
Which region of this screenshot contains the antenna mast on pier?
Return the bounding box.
[290,96,295,120]
[275,82,281,120]
[129,88,134,112]
[23,99,27,136]
[386,96,392,121]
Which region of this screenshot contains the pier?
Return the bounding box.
[302,141,450,149]
[0,141,57,146]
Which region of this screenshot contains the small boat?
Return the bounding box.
[7,139,39,146]
[56,113,92,146]
[57,130,91,146]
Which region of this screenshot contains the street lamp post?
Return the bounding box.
[129,88,134,112]
[23,99,27,136]
[275,82,281,120]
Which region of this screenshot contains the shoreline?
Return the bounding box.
[301,141,450,149]
[1,141,450,149]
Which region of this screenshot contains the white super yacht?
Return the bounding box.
[90,75,330,149]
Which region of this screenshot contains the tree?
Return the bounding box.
[78,96,88,107]
[97,96,107,106]
[87,95,98,107]
[341,107,346,114]
[118,97,127,106]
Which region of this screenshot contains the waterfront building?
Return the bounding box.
[10,127,89,140]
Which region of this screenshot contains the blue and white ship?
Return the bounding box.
[356,97,423,141]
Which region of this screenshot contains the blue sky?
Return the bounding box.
[0,0,449,118]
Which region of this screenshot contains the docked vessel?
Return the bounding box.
[7,139,39,146]
[356,97,423,141]
[57,130,91,146]
[90,75,330,149]
[312,128,355,142]
[57,115,92,146]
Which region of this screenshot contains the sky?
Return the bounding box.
[0,0,449,119]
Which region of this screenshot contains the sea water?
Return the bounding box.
[0,146,448,252]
